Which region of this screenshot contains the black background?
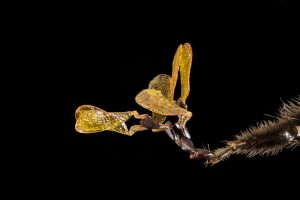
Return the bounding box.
[22,0,300,196]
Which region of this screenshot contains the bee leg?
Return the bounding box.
[139,116,160,130]
[162,121,177,141]
[128,116,168,136]
[179,134,196,153]
[164,121,215,161]
[163,121,195,153]
[190,149,214,160]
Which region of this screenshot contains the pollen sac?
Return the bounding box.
[135,89,189,116]
[75,105,134,135]
[179,43,192,103]
[148,74,171,123]
[170,43,192,104]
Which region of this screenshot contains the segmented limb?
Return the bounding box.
[207,97,300,165]
[163,121,214,161]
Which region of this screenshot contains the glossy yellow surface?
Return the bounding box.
[170,43,192,103]
[148,74,171,123]
[75,105,134,135]
[170,44,181,101]
[135,89,189,116]
[75,43,193,135]
[179,43,192,103]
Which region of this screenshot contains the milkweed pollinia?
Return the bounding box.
[75,43,300,165]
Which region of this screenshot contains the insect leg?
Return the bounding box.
[163,121,214,161]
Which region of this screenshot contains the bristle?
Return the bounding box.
[279,96,300,121]
[209,96,300,164]
[234,120,296,157]
[207,145,233,165]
